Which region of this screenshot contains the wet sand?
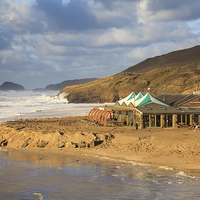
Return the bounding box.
[1,116,200,177]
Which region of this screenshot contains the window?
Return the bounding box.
[168,115,173,127]
[156,115,161,127]
[151,115,155,127]
[187,115,190,125]
[194,114,198,124]
[143,115,149,128]
[182,115,186,123]
[187,108,195,110]
[174,107,181,110]
[177,115,181,123]
[145,108,153,110]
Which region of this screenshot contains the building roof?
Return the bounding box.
[117,92,145,106]
[117,92,136,105]
[136,103,200,114]
[117,92,168,107]
[156,94,199,107]
[97,103,200,115]
[135,92,169,107]
[125,92,144,106]
[98,93,200,115]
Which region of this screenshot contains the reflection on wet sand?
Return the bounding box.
[1,149,200,200]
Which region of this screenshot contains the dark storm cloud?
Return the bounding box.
[146,0,200,14]
[94,0,139,9]
[0,29,12,50]
[34,0,134,32]
[27,19,48,34]
[35,0,97,31]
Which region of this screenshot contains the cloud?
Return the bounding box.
[34,0,98,32]
[137,0,200,22]
[0,29,12,50]
[0,0,200,89]
[0,0,30,32]
[0,0,47,34]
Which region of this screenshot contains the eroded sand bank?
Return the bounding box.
[1,116,200,176]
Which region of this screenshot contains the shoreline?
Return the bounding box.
[1,116,200,177]
[3,146,200,179]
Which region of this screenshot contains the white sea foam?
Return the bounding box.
[112,174,125,177]
[95,155,147,167]
[33,192,43,200]
[177,171,189,177]
[0,148,7,152]
[176,171,198,180]
[159,166,174,171]
[0,90,103,123]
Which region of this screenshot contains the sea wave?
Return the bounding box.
[0,90,68,119]
[0,148,7,152]
[0,90,103,123]
[176,171,199,180]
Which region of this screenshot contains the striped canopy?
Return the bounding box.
[116,92,168,107]
[117,92,136,105]
[135,92,169,107]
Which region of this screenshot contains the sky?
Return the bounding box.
[0,0,200,89]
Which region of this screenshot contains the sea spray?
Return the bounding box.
[0,90,103,123]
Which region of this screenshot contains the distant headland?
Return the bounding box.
[0,82,25,91]
[33,78,98,91]
[0,78,98,92]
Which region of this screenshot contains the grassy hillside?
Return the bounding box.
[60,62,200,103]
[123,45,200,73]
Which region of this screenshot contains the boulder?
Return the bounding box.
[58,142,65,148]
[37,141,48,148]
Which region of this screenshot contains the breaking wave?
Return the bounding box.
[0,90,102,123]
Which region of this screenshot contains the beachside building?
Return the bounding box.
[88,92,200,129]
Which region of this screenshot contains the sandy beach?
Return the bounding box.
[1,116,200,177]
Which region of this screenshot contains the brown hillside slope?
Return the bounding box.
[124,45,200,73]
[60,62,200,103]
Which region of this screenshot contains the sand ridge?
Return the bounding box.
[1,116,200,176]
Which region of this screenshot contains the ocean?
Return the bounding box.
[0,90,101,123]
[0,90,200,199]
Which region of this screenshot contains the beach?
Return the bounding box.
[1,116,200,177]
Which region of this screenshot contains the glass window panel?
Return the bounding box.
[144,115,149,128]
[151,115,155,127]
[156,115,160,127]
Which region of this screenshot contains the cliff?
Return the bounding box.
[60,62,200,103]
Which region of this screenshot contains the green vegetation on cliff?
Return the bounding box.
[60,62,200,103]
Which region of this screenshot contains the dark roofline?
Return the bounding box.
[156,94,200,107]
[175,95,197,107]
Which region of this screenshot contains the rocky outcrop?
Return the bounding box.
[0,81,25,91]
